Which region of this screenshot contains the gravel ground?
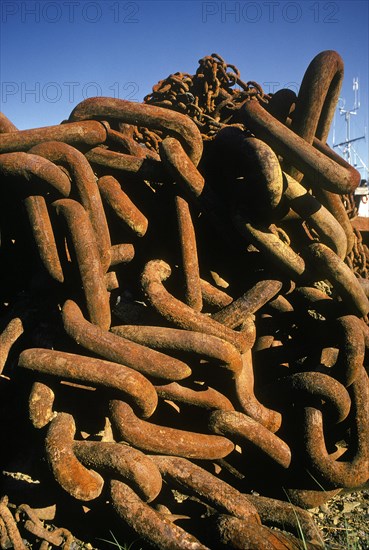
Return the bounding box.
[311,488,369,549]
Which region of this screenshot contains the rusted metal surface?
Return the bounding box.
[204,514,316,549]
[232,215,307,279]
[107,126,159,159]
[302,368,369,489]
[151,455,260,522]
[73,441,162,502]
[0,120,108,153]
[53,198,111,329]
[0,317,25,374]
[306,242,369,317]
[200,277,233,307]
[282,50,355,257]
[98,174,148,237]
[209,409,291,469]
[1,50,369,549]
[110,324,243,375]
[247,493,324,546]
[0,112,18,133]
[24,195,65,283]
[154,381,234,411]
[110,400,234,460]
[160,136,205,197]
[236,99,360,195]
[285,50,343,181]
[269,372,352,424]
[110,479,209,550]
[0,151,71,196]
[212,278,283,327]
[0,496,27,550]
[175,194,203,311]
[28,380,56,428]
[45,413,104,501]
[29,141,111,271]
[69,97,203,166]
[109,242,135,266]
[141,259,252,352]
[283,172,347,259]
[85,146,167,180]
[15,504,72,547]
[19,348,158,418]
[211,129,284,222]
[332,315,366,386]
[62,299,192,381]
[234,349,282,432]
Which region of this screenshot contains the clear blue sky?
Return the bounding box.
[1,0,368,176]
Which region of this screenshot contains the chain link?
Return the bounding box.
[140,53,266,146]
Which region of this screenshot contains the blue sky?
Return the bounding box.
[1,0,368,177]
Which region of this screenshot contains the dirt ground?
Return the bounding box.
[311,487,369,549]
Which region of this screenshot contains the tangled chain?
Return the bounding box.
[346,227,369,279]
[139,53,266,147]
[139,53,368,280]
[342,196,369,279]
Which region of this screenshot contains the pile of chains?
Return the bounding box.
[1,51,369,550]
[0,496,73,550]
[143,53,266,141]
[143,53,367,279]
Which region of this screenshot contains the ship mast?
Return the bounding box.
[333,77,368,181]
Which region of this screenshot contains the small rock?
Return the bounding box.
[342,501,360,513]
[319,503,329,513]
[333,516,340,525]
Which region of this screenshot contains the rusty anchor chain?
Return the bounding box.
[1,50,369,550]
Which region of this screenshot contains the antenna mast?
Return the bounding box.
[333,77,368,180]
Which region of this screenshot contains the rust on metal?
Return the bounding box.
[236,99,360,195]
[18,348,158,419]
[110,479,210,550]
[303,368,369,488]
[141,259,252,353]
[209,409,291,469]
[154,381,234,411]
[53,198,111,329]
[0,151,71,197]
[110,400,234,460]
[175,194,203,311]
[306,242,369,317]
[283,172,347,259]
[45,413,104,501]
[24,195,64,283]
[1,50,369,549]
[159,136,205,197]
[212,279,283,328]
[62,299,192,381]
[110,324,243,376]
[69,97,203,166]
[98,174,148,237]
[151,455,261,522]
[0,120,108,153]
[28,381,56,429]
[29,141,111,271]
[234,349,282,433]
[0,112,18,133]
[73,441,162,502]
